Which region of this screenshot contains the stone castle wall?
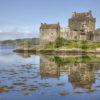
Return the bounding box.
[40,23,60,48]
[40,11,98,47]
[68,11,96,33]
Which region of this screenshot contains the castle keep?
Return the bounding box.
[68,11,96,40]
[40,23,60,47]
[40,11,96,47]
[69,11,95,33]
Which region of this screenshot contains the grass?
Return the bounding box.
[51,55,100,63]
[44,39,100,51]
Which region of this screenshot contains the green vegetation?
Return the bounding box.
[54,37,66,48]
[52,55,100,64]
[45,42,55,49]
[45,37,100,51]
[45,37,66,49]
[61,40,100,50]
[16,38,40,50]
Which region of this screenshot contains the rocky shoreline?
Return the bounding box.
[14,49,100,55]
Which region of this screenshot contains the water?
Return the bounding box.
[0,46,100,100]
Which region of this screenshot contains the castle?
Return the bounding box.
[40,11,96,47]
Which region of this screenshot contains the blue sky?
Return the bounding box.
[0,0,100,40]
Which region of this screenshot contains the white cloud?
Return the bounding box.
[0,24,40,40]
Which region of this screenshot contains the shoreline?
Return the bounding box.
[13,49,100,55]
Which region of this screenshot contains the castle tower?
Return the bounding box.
[40,23,60,48]
[68,11,96,40]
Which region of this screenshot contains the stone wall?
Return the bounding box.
[68,11,96,34]
[40,23,60,48]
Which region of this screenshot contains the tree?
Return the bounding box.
[55,37,66,48]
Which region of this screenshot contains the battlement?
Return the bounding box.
[69,11,96,32]
[40,23,60,29]
[72,11,93,19]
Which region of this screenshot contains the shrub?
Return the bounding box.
[55,37,66,48]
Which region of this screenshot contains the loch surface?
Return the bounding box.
[0,46,100,100]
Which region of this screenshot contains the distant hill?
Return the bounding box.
[0,38,40,46]
[16,38,40,45]
[0,40,16,46]
[95,28,100,34]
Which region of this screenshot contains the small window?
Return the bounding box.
[74,36,77,39]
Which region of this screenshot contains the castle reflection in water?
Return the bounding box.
[18,52,100,91]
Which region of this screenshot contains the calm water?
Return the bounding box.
[0,46,100,100]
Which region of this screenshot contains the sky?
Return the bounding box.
[0,0,100,40]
